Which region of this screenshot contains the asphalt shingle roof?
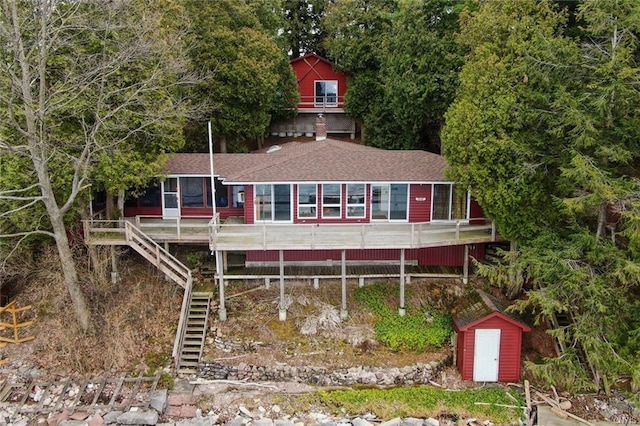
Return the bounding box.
[452,290,528,330]
[164,139,449,183]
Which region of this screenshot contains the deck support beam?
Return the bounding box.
[313,277,319,289]
[340,250,348,319]
[399,248,406,317]
[110,246,120,284]
[216,250,227,321]
[278,250,287,321]
[463,245,470,285]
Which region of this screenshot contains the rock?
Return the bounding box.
[402,418,424,426]
[271,405,281,414]
[102,411,123,425]
[175,418,217,426]
[424,418,439,426]
[251,418,273,426]
[224,416,246,426]
[379,418,402,426]
[239,406,254,418]
[558,400,572,411]
[149,390,168,414]
[466,418,477,425]
[87,414,104,426]
[116,409,159,425]
[58,421,87,426]
[351,417,374,426]
[274,420,294,426]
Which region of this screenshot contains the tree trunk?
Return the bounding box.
[507,240,522,299]
[117,189,125,218]
[220,135,228,153]
[596,203,607,239]
[105,192,115,220]
[48,205,92,332]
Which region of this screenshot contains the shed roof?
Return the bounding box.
[164,139,449,184]
[452,290,531,332]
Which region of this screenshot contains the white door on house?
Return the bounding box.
[162,177,180,219]
[473,329,501,382]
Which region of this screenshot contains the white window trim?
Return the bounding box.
[430,183,471,223]
[346,183,366,218]
[370,183,409,222]
[297,184,318,219]
[322,183,342,219]
[314,80,338,107]
[254,184,293,223]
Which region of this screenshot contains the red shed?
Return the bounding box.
[452,290,531,382]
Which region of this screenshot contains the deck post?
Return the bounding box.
[265,277,271,289]
[399,248,406,317]
[341,250,348,319]
[278,250,287,321]
[358,277,365,287]
[223,251,228,273]
[313,277,319,289]
[463,245,470,285]
[110,246,120,284]
[216,250,227,321]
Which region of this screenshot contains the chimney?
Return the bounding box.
[315,114,327,141]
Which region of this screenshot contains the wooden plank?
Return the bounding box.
[90,375,109,407]
[107,375,126,411]
[53,379,72,412]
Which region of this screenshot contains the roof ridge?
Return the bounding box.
[478,290,500,313]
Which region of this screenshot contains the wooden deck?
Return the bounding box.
[83,216,499,251]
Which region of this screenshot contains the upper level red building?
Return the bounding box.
[270,53,356,138]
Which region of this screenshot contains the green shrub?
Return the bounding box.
[355,283,453,352]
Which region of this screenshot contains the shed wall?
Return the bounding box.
[459,316,525,382]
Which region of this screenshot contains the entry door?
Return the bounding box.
[162,177,180,219]
[473,329,500,382]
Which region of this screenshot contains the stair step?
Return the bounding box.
[178,361,200,367]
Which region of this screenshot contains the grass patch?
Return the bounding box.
[355,282,453,352]
[308,386,524,424]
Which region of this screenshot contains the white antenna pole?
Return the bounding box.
[208,121,217,217]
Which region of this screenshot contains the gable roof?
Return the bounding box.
[452,290,531,332]
[164,139,449,184]
[290,53,335,67]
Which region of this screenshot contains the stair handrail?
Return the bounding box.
[172,274,194,364]
[124,221,191,288]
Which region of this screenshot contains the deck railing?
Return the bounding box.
[208,218,498,251]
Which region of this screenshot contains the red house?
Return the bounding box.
[269,53,356,138]
[452,290,531,382]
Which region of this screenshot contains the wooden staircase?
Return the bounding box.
[176,292,212,374]
[83,220,209,373]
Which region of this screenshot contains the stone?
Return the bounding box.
[274,421,294,426]
[87,414,104,426]
[379,417,402,426]
[352,418,374,426]
[168,394,197,406]
[58,421,88,426]
[149,390,168,414]
[70,412,89,421]
[116,409,159,425]
[48,410,71,425]
[102,411,123,425]
[175,418,217,426]
[179,406,198,418]
[558,400,572,411]
[271,405,281,414]
[224,416,246,426]
[424,418,439,426]
[251,418,273,426]
[239,406,254,418]
[402,417,424,426]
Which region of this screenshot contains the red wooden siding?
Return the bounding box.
[409,184,431,222]
[456,315,527,382]
[291,54,348,109]
[244,185,255,224]
[469,199,484,224]
[124,206,161,217]
[246,245,484,266]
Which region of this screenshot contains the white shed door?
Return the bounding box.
[473,329,501,382]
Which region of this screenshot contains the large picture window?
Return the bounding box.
[322,183,341,218]
[371,184,408,221]
[315,80,338,107]
[347,184,365,218]
[255,184,291,222]
[432,184,468,221]
[298,184,317,218]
